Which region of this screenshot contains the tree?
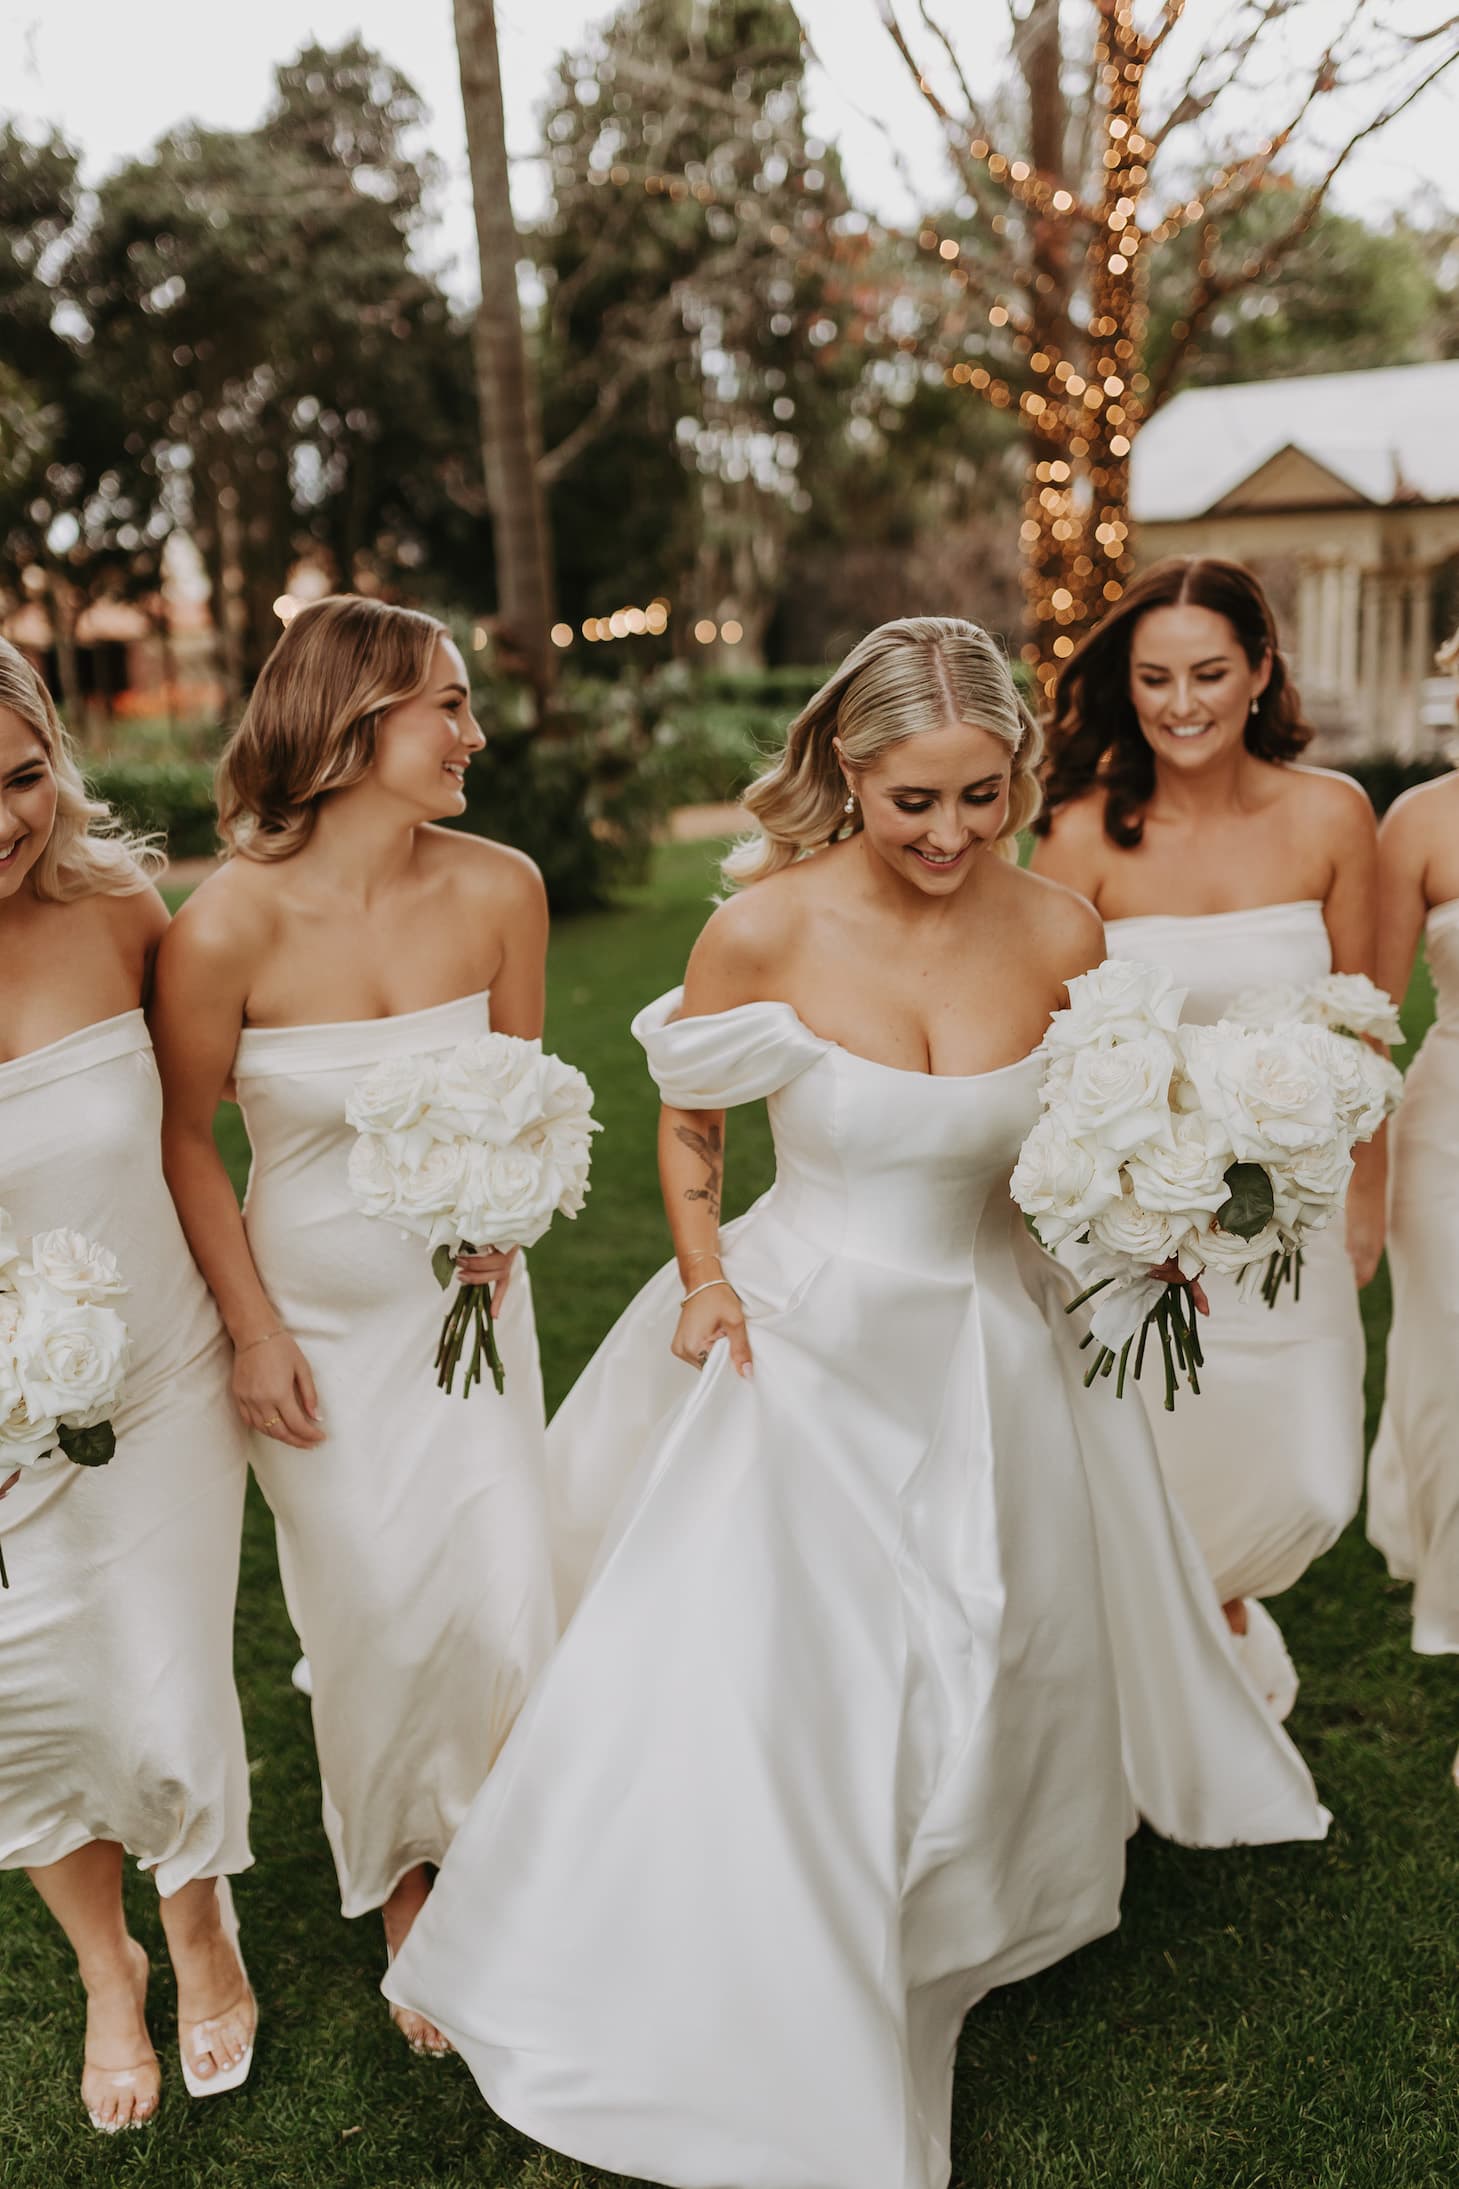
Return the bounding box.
[868,0,1459,682]
[453,0,559,711]
[62,42,482,700]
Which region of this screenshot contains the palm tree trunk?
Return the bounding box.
[453,0,558,716]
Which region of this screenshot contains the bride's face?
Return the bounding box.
[370,637,485,820]
[844,718,1011,895]
[1128,603,1270,773]
[0,708,58,901]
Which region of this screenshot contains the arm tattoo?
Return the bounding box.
[675,1122,723,1220]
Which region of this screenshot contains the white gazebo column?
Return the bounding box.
[1338,562,1362,715]
[1359,571,1383,745]
[1296,563,1324,693]
[1405,569,1433,758]
[1380,579,1406,755]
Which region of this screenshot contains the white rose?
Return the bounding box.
[1087,1186,1191,1268]
[537,1054,598,1124]
[1124,1111,1233,1218]
[432,1037,548,1143]
[1010,1114,1122,1249]
[1060,1033,1179,1157]
[1181,1023,1337,1162]
[1348,1045,1404,1139]
[1195,1214,1285,1278]
[345,1055,442,1136]
[13,1298,129,1427]
[25,1228,127,1304]
[1045,958,1186,1053]
[1304,972,1404,1044]
[0,1382,60,1468]
[346,1132,405,1220]
[528,1116,594,1215]
[1276,1136,1354,1230]
[458,1144,559,1250]
[378,1136,473,1242]
[1225,981,1310,1030]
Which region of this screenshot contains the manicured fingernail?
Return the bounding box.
[738,1363,754,1381]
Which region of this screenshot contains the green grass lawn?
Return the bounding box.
[3,843,1456,2188]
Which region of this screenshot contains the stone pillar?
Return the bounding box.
[1296,564,1323,694]
[1338,563,1362,727]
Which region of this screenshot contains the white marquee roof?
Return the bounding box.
[1130,360,1459,522]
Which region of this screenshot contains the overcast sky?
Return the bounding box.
[6,1,1457,301]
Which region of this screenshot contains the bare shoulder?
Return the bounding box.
[1001,860,1104,973]
[1380,771,1459,854]
[1285,763,1377,847]
[1030,789,1109,888]
[692,868,799,973]
[422,825,547,916]
[160,855,279,977]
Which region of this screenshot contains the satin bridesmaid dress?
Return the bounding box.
[1368,898,1459,1654]
[232,992,555,1918]
[0,1012,251,1889]
[1103,902,1366,1713]
[384,990,1327,2189]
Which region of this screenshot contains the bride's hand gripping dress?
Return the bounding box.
[383,990,1328,2189]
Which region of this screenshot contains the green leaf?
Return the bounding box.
[431,1244,457,1291]
[57,1420,116,1468]
[1218,1161,1275,1241]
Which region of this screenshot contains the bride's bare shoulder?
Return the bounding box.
[683,865,812,1009]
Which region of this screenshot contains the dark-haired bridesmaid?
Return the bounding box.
[1031,557,1378,1717]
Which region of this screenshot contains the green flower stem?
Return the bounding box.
[1065,1272,1118,1317]
[0,1535,8,1590]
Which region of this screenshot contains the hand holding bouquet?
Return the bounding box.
[1010,961,1402,1408]
[347,1034,600,1397]
[0,1206,130,1587]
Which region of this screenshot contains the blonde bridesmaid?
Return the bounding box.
[152,596,556,2054]
[1032,558,1379,1717]
[0,640,254,2129]
[1367,627,1459,1666]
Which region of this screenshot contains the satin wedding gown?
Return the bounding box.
[1368,898,1459,1653]
[0,1012,251,1889]
[1104,902,1365,1711]
[233,991,555,1917]
[385,989,1327,2189]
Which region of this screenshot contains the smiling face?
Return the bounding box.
[0,706,58,901]
[369,637,484,820]
[1128,602,1271,772]
[842,717,1012,896]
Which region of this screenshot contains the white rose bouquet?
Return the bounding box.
[346,1034,600,1397]
[0,1205,130,1588]
[1010,960,1402,1409]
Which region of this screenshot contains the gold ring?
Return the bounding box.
[260,1414,282,1429]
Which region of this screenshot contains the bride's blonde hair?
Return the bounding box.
[0,638,161,901]
[723,616,1042,888]
[217,594,447,860]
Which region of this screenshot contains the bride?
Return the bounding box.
[385,617,1327,2189]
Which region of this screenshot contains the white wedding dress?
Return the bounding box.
[233,992,555,1917]
[1368,898,1459,1653]
[1104,902,1366,1712]
[384,990,1327,2189]
[0,1013,251,1889]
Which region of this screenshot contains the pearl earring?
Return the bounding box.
[1249,697,1260,718]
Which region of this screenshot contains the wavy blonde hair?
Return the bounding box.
[723,616,1042,888]
[0,637,161,901]
[217,595,447,860]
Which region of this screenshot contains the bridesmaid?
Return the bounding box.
[1032,557,1379,1716]
[151,595,556,2055]
[0,639,254,2128]
[1367,624,1459,1666]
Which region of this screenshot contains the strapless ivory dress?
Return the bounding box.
[384,990,1327,2189]
[1368,898,1459,1652]
[233,991,555,1917]
[0,1012,251,1890]
[1104,902,1366,1714]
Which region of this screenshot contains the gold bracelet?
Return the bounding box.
[681,1278,734,1306]
[235,1329,285,1357]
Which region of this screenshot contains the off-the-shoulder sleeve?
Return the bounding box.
[632,987,831,1108]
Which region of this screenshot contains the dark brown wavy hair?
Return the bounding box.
[1034,557,1315,848]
